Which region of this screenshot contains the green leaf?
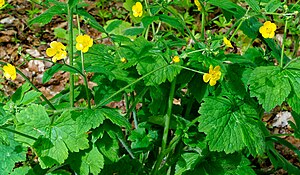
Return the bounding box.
[158,14,184,31]
[136,55,181,86]
[105,20,123,33]
[208,0,246,19]
[123,27,145,36]
[249,66,291,111]
[12,82,31,104]
[142,16,159,28]
[72,109,106,133]
[101,108,131,130]
[0,106,12,126]
[29,3,67,25]
[77,9,105,33]
[43,64,78,83]
[16,105,89,168]
[265,0,281,13]
[68,0,79,8]
[15,104,50,145]
[96,132,119,163]
[0,128,26,175]
[245,0,260,12]
[198,96,264,155]
[10,166,35,175]
[69,146,104,175]
[20,90,42,105]
[175,152,201,175]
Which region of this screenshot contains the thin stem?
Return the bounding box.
[173,65,205,75]
[0,126,37,141]
[201,10,205,40]
[292,35,299,58]
[280,19,289,68]
[80,52,91,109]
[118,136,135,159]
[131,92,138,129]
[68,4,75,107]
[229,18,244,41]
[95,65,169,108]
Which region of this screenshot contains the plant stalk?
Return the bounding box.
[280,19,289,68]
[68,4,75,107]
[0,126,37,141]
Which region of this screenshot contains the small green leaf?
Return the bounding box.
[101,108,131,130]
[20,90,42,105]
[245,0,260,12]
[265,0,281,13]
[73,109,106,133]
[175,152,201,175]
[106,20,123,33]
[43,64,63,83]
[12,82,31,104]
[77,9,105,33]
[123,27,145,36]
[68,0,79,8]
[29,3,67,25]
[158,14,184,31]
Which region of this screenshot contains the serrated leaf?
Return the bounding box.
[158,14,184,31]
[10,166,35,175]
[245,0,260,12]
[101,108,131,130]
[29,3,67,25]
[12,82,31,104]
[69,146,104,175]
[0,128,26,175]
[77,9,105,33]
[15,105,89,168]
[198,97,264,155]
[175,152,201,175]
[96,132,119,162]
[136,55,181,86]
[73,109,106,133]
[265,0,281,13]
[105,20,123,33]
[249,66,291,111]
[20,90,42,105]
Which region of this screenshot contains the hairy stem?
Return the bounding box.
[280,19,289,68]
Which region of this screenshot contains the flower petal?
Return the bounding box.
[46,48,56,57]
[203,73,211,83]
[209,79,217,86]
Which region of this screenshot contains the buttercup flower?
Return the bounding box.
[194,0,202,11]
[46,41,67,62]
[3,63,16,80]
[223,37,233,48]
[172,56,180,63]
[203,65,221,86]
[0,0,5,8]
[259,21,276,38]
[121,57,128,63]
[76,34,93,53]
[132,2,143,17]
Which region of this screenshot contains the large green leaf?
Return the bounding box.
[175,152,201,175]
[69,146,104,175]
[248,66,291,112]
[198,97,264,155]
[0,128,26,175]
[15,105,89,168]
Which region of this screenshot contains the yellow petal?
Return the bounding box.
[208,65,213,74]
[88,38,93,47]
[268,31,275,38]
[209,78,217,86]
[132,2,143,17]
[46,48,56,57]
[172,56,180,63]
[76,43,84,51]
[82,47,89,53]
[213,65,220,72]
[203,73,211,83]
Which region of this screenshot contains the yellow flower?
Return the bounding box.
[46,41,67,62]
[3,63,16,80]
[121,57,128,63]
[259,21,276,38]
[0,0,5,8]
[76,34,93,53]
[172,56,180,63]
[194,0,202,11]
[203,65,221,86]
[223,37,233,48]
[132,2,143,17]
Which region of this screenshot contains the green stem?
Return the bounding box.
[201,10,205,40]
[68,4,74,107]
[0,126,37,141]
[95,65,168,108]
[153,79,177,175]
[118,136,135,159]
[0,61,56,110]
[229,18,244,41]
[292,35,299,58]
[131,92,138,129]
[80,52,91,109]
[280,19,289,68]
[173,65,205,74]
